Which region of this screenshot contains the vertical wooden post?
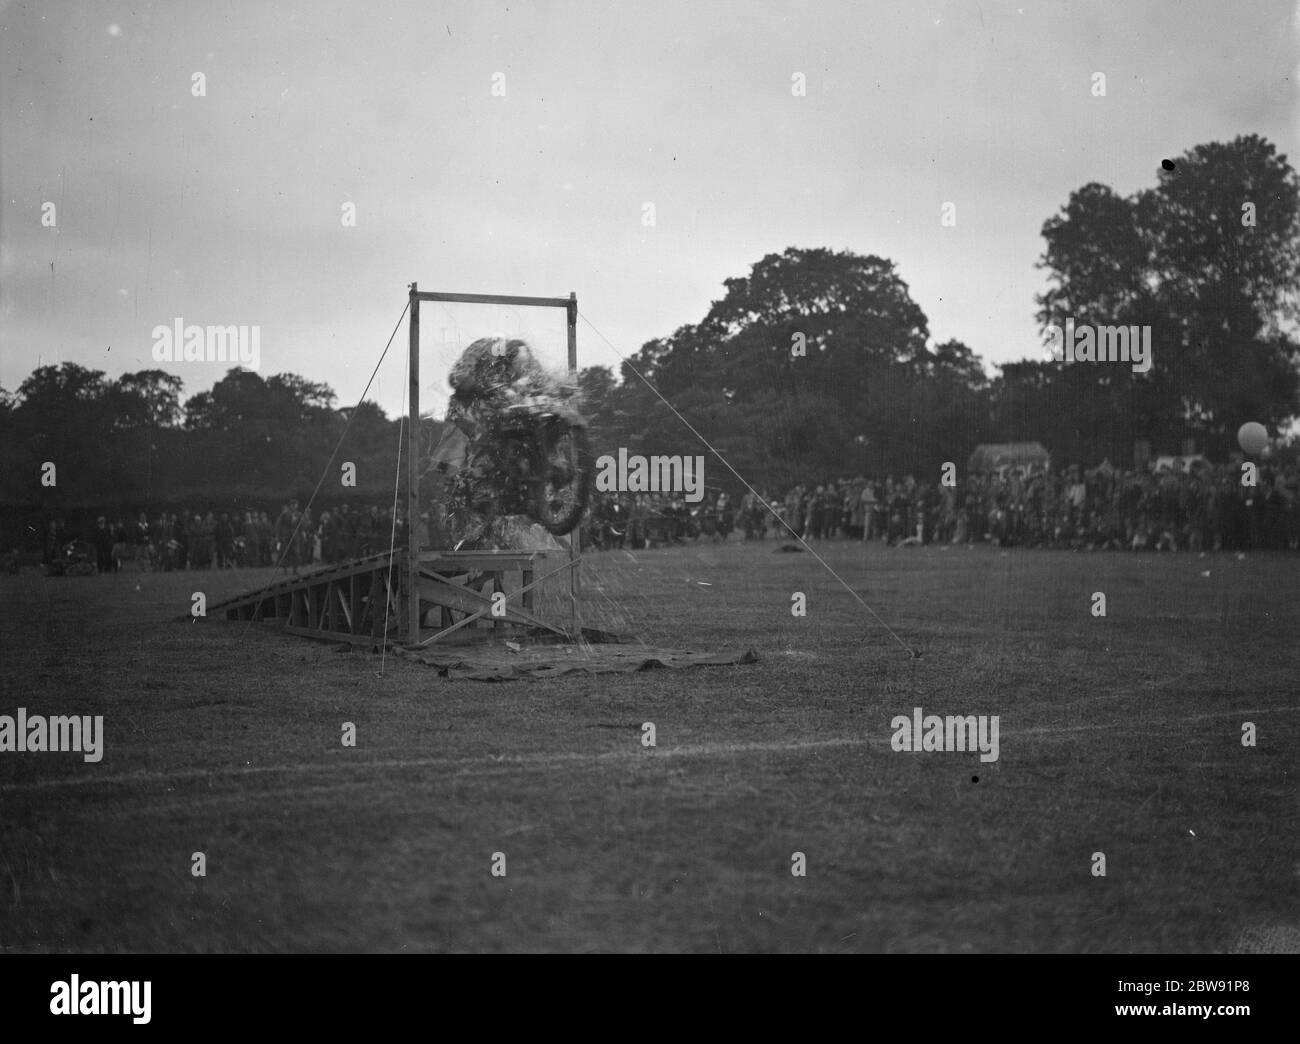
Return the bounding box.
[406,283,421,644]
[567,292,580,635]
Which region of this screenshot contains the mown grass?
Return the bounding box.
[0,541,1295,952]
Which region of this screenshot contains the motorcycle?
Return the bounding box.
[445,391,593,539]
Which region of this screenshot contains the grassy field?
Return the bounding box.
[0,540,1296,953]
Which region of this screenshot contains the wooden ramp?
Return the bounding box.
[201,550,570,647]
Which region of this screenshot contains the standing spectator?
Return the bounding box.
[198,513,217,569]
[170,512,187,569]
[256,511,274,565]
[1282,464,1300,550]
[345,505,362,559]
[629,494,648,549]
[785,485,805,539]
[850,481,868,540]
[241,511,261,567]
[919,480,940,545]
[863,480,883,542]
[359,506,382,557]
[805,486,824,540]
[215,512,235,569]
[887,479,909,545]
[151,513,170,570]
[91,516,115,574]
[715,492,734,541]
[739,492,759,540]
[769,499,786,537]
[323,508,343,563]
[274,503,296,570]
[333,505,351,561]
[297,507,316,565]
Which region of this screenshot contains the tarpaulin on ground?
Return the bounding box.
[392,628,758,681]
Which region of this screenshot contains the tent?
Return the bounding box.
[966,442,1051,475]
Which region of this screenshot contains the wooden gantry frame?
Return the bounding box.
[202,286,583,647]
[406,284,581,644]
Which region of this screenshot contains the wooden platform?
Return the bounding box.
[201,549,570,647]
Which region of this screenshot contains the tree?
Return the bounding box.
[1033,135,1300,460]
[337,400,392,450]
[183,368,268,430]
[602,247,987,488]
[576,365,618,453]
[266,373,338,422]
[111,370,185,429]
[10,365,116,503]
[16,363,110,409]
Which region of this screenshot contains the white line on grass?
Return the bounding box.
[0,705,1292,795]
[0,736,873,793]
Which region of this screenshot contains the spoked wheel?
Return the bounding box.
[532,426,592,536]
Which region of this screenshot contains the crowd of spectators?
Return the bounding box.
[583,459,1300,553]
[33,457,1300,576]
[41,501,409,574]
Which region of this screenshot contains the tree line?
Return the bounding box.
[3,134,1297,543]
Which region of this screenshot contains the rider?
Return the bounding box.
[429,336,571,546]
[435,336,565,469]
[448,336,556,417]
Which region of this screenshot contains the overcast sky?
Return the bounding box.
[2,0,1297,419]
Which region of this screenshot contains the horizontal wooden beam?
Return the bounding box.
[414,291,572,309]
[417,552,551,573]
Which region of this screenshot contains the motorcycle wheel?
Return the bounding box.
[532,426,592,536]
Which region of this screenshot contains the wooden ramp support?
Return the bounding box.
[202,550,568,646]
